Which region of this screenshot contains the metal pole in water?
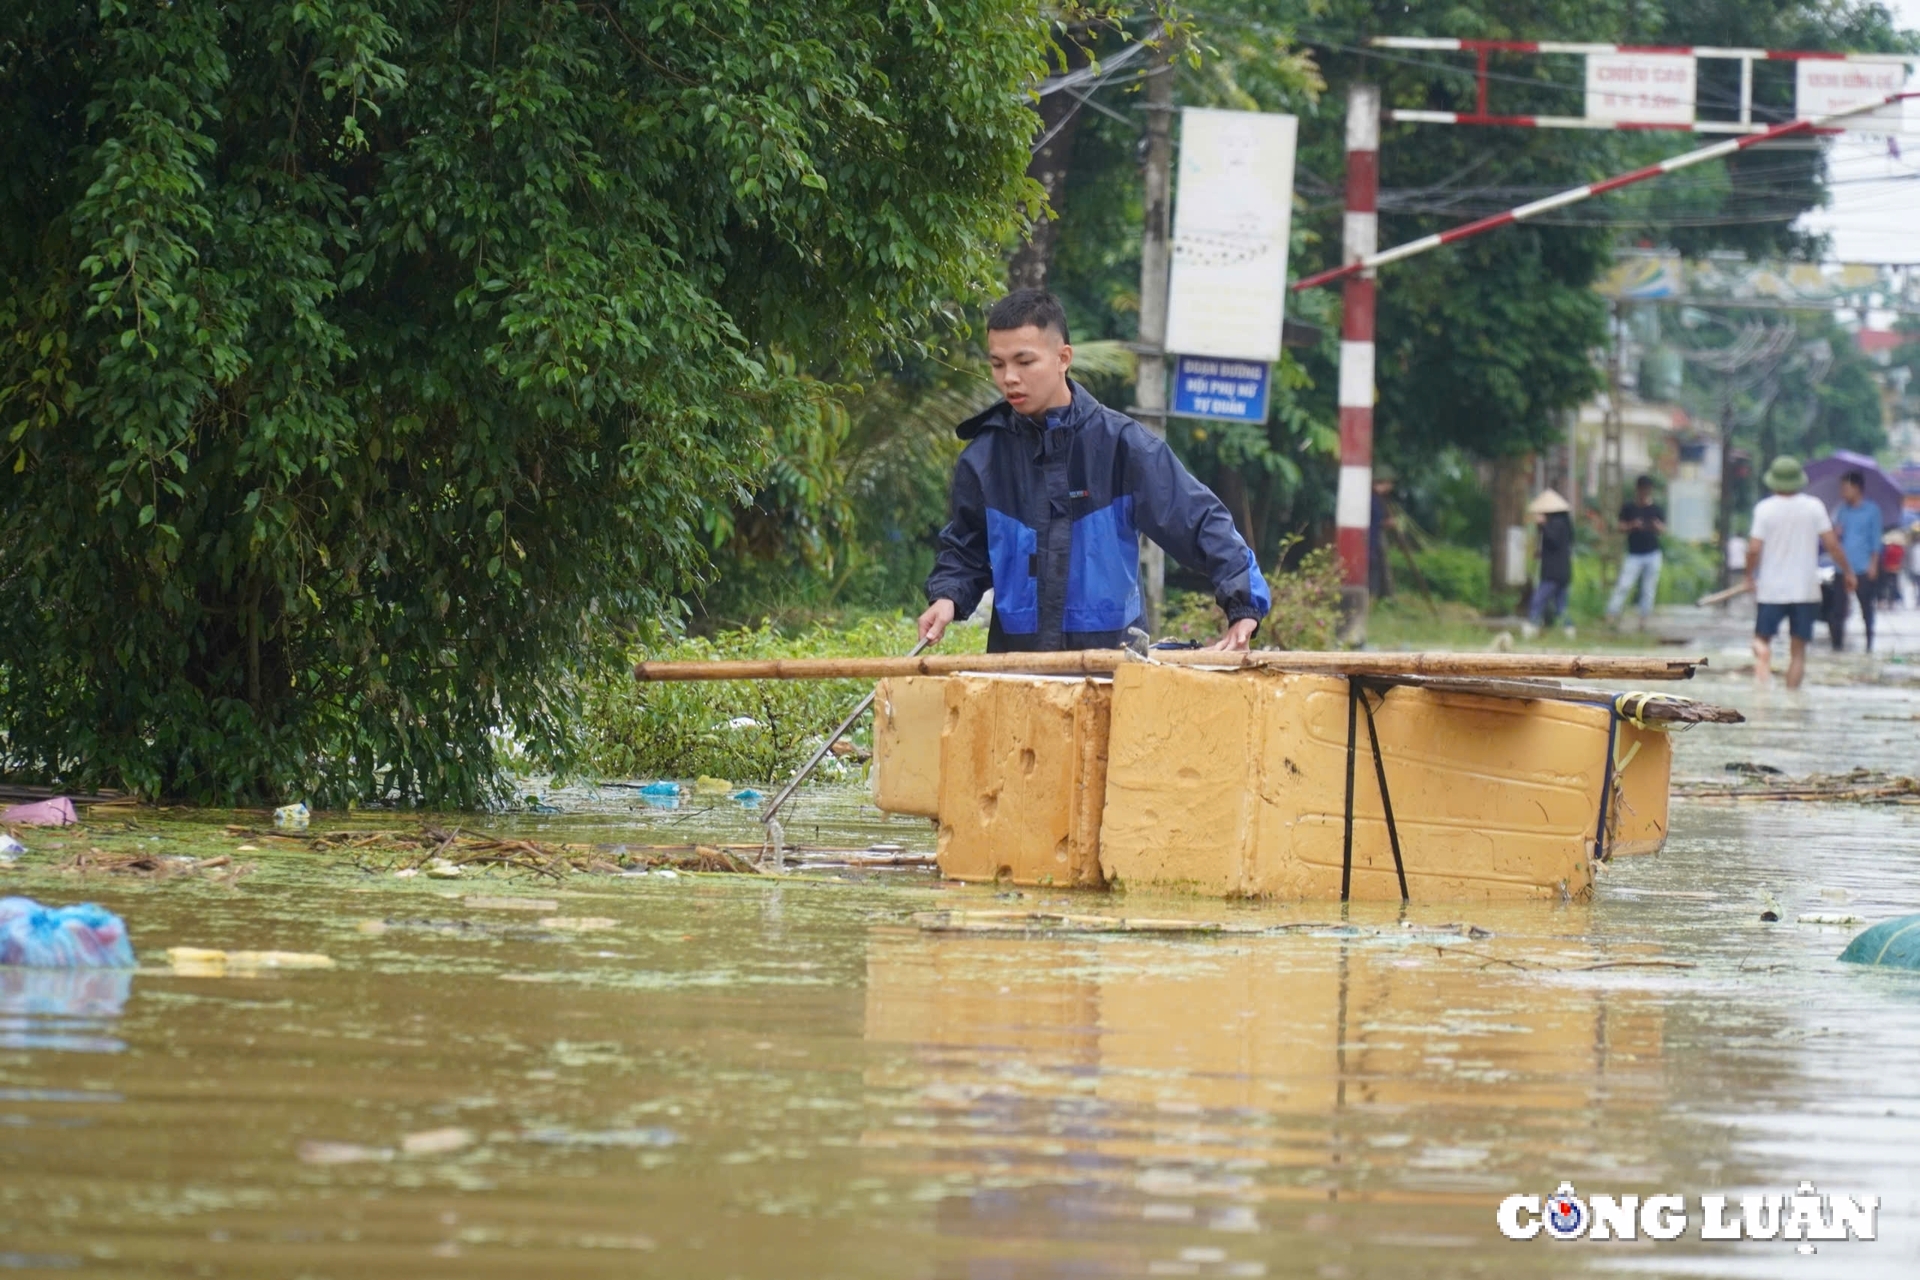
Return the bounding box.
[756,638,932,840]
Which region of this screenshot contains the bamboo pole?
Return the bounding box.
[632,649,1706,683]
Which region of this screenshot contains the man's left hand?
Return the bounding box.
[1206,618,1259,652]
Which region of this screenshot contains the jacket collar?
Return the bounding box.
[957,380,1099,441]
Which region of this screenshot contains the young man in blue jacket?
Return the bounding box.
[917,289,1271,653]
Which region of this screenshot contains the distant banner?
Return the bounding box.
[1586,54,1695,125]
[1164,108,1297,364]
[1593,254,1685,300]
[1596,254,1920,307]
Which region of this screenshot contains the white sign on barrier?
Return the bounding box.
[1796,60,1908,121]
[1164,108,1297,364]
[1585,53,1695,124]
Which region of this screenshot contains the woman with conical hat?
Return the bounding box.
[1523,489,1575,639]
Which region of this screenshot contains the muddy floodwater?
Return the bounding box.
[3,669,1920,1277]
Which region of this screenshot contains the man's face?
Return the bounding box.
[1636,484,1653,503]
[987,324,1072,415]
[1842,480,1863,504]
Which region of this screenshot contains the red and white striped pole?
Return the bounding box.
[1334,83,1380,630]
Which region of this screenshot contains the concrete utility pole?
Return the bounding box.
[1333,83,1380,643]
[1133,41,1174,632]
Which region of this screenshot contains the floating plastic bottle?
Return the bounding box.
[0,897,137,968]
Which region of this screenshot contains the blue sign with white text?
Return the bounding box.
[1170,355,1270,424]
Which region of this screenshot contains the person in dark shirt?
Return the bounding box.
[1605,474,1665,627]
[1523,489,1575,638]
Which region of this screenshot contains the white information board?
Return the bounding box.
[1585,53,1695,124]
[1796,60,1908,121]
[1163,108,1297,364]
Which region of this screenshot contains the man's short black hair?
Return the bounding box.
[987,288,1070,343]
[1842,470,1866,489]
[1634,474,1654,491]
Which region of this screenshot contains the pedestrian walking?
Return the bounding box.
[1881,530,1905,609]
[1606,475,1665,628]
[1521,489,1575,640]
[1830,470,1884,651]
[1747,456,1856,690]
[920,289,1269,652]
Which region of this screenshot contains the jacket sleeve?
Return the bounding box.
[925,460,992,619]
[1127,428,1271,624]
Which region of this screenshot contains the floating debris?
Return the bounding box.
[166,947,335,975]
[518,1125,679,1149]
[400,1127,475,1156]
[58,849,253,883]
[297,1140,392,1166]
[911,910,1492,940]
[1677,769,1920,804]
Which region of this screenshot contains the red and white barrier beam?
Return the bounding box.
[1333,84,1380,593]
[1293,89,1917,295]
[1371,36,1915,63]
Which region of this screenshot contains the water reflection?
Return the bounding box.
[862,919,1667,1276]
[0,966,132,1052]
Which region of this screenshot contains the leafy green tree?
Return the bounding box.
[0,0,1045,804]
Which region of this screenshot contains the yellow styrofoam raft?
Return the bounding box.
[1100,664,1628,900]
[869,663,1672,901]
[935,675,1110,888]
[870,677,947,818]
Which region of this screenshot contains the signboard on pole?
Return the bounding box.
[1170,355,1271,424]
[1585,53,1695,125]
[1164,108,1297,364]
[1796,60,1908,121]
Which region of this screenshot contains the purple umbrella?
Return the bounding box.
[1805,451,1903,526]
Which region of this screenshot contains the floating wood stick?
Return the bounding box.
[633,649,1706,683]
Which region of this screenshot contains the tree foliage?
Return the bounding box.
[0,0,1046,804]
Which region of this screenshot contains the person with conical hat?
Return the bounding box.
[1522,489,1575,639]
[1747,455,1856,689]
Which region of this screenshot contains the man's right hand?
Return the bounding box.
[918,598,956,645]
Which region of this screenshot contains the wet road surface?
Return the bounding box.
[1,665,1918,1277]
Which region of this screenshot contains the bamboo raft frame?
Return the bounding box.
[633,649,1709,684]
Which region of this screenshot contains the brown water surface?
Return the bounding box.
[2,672,1918,1277]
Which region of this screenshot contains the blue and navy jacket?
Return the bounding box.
[926,382,1271,652]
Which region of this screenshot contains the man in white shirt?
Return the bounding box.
[1746,456,1855,689]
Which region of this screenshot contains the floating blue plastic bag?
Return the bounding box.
[0,898,137,969]
[639,781,680,797]
[732,788,764,804]
[1838,915,1920,970]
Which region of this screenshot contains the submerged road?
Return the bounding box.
[0,648,1917,1277]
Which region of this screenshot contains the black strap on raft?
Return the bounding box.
[1341,678,1411,903]
[1592,707,1621,862]
[1341,682,1359,901]
[1358,685,1411,902]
